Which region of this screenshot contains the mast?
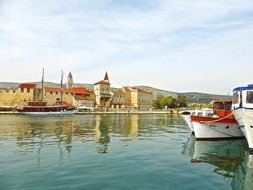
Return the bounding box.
[41,68,44,102]
[60,70,64,104]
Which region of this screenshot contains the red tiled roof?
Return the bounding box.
[19,83,36,89]
[94,80,110,85]
[44,87,72,93]
[71,87,90,95]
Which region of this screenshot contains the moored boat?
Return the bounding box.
[19,69,75,115]
[191,100,244,140]
[19,101,75,115]
[181,109,212,133]
[232,84,253,151]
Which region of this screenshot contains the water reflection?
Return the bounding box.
[232,154,253,190]
[0,114,185,170]
[94,115,111,154]
[182,136,253,190]
[181,134,195,158]
[1,114,171,155]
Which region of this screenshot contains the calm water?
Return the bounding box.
[0,114,252,190]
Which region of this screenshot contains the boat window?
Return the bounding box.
[224,102,232,110]
[213,102,224,110]
[246,91,253,104]
[232,92,239,104]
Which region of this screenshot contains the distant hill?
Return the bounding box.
[0,81,93,90]
[0,82,20,89]
[178,92,231,104]
[0,82,230,104]
[133,86,178,99]
[133,86,231,103]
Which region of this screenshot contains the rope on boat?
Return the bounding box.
[199,112,234,124]
[199,112,240,138]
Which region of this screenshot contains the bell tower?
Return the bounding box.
[66,72,73,89]
[94,71,111,110]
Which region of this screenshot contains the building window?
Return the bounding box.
[27,88,30,93]
[21,88,24,93]
[56,92,58,94]
[50,92,53,95]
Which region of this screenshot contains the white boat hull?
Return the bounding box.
[20,110,75,115]
[233,109,253,150]
[181,114,194,133]
[192,121,244,139]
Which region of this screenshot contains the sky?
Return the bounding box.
[0,0,253,95]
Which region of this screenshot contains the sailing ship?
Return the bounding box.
[19,69,75,115]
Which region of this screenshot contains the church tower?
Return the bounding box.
[66,72,73,89]
[94,71,111,110]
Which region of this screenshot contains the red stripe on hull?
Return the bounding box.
[191,115,238,124]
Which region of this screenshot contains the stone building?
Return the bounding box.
[110,88,127,108]
[123,86,153,111]
[0,71,95,108]
[0,83,36,108]
[72,88,95,107]
[0,71,153,111]
[44,87,95,107]
[94,72,111,109]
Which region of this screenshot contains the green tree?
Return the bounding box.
[152,95,188,109]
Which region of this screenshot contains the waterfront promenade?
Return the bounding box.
[0,108,184,115]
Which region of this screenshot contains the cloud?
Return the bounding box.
[0,0,253,94]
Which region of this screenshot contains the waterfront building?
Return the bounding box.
[0,73,95,108]
[94,72,111,110]
[43,87,94,107]
[18,83,36,106]
[123,86,153,111]
[72,87,95,107]
[0,71,153,111]
[0,83,36,108]
[110,88,127,108]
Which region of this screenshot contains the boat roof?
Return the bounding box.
[233,84,253,92]
[210,99,232,104]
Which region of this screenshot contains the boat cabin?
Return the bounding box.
[212,100,232,118]
[232,84,253,110]
[27,101,47,106]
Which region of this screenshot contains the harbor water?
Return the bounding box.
[0,114,252,190]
